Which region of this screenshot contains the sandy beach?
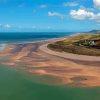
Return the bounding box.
[39,43,100,61]
[0,37,100,87]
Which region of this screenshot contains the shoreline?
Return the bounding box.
[0,34,100,87]
[0,36,69,53]
[38,33,100,61]
[39,43,100,61]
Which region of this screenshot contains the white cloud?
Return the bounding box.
[79,5,95,12]
[39,4,48,8]
[93,13,100,22]
[93,0,100,9]
[70,9,100,22]
[4,24,11,28]
[48,12,65,19]
[63,2,78,7]
[70,9,94,20]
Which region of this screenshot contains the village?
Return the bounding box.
[74,39,100,48]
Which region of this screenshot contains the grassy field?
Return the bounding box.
[48,33,100,56]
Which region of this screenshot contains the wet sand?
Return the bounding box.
[0,39,100,87]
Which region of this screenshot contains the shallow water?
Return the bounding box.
[0,65,100,100]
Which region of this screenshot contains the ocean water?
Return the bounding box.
[0,32,72,43]
[0,32,72,51]
[0,32,100,100]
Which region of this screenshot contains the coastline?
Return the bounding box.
[0,35,69,54]
[39,43,100,61]
[0,34,100,87]
[11,35,70,45]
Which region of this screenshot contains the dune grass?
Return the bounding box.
[48,33,100,56]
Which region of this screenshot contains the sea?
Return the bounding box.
[0,32,100,100]
[0,32,72,51]
[0,32,73,43]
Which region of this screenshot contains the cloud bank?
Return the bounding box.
[70,9,100,22]
[93,0,100,9]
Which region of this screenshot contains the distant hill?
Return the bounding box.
[89,30,100,33]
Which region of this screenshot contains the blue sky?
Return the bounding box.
[0,0,100,32]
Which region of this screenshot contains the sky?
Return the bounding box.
[0,0,100,32]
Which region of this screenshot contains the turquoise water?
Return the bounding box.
[0,32,72,44]
[0,65,100,100]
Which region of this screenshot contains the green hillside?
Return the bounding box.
[48,33,100,56]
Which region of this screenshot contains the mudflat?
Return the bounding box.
[0,39,100,87]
